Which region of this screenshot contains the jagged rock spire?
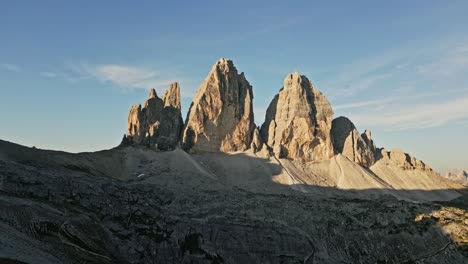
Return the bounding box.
[182,58,255,152]
[124,82,183,150]
[162,82,181,110]
[148,88,157,99]
[260,72,334,161]
[331,116,376,167]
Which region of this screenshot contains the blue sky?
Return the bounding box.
[1,1,467,172]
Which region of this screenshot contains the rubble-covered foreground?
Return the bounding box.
[0,153,466,263]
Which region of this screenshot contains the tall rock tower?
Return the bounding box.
[261,72,334,161]
[182,58,255,152]
[124,82,183,150]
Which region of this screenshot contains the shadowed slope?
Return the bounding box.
[0,141,466,263]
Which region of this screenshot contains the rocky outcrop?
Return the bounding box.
[331,116,376,167]
[182,58,255,152]
[361,129,377,154]
[125,82,183,150]
[260,72,334,161]
[443,170,468,186]
[376,148,431,171]
[250,127,263,152]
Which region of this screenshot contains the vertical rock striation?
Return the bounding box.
[260,72,334,161]
[124,82,183,150]
[182,58,255,152]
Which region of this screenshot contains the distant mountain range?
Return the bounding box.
[443,169,468,186]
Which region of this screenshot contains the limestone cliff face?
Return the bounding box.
[331,116,376,167]
[377,148,431,171]
[182,58,255,152]
[125,82,183,150]
[260,72,334,161]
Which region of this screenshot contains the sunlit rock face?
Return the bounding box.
[261,72,334,161]
[124,82,183,150]
[331,116,376,167]
[376,148,431,171]
[182,58,255,153]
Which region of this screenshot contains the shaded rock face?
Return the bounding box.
[182,58,255,152]
[377,148,431,171]
[250,127,263,152]
[361,129,377,154]
[1,156,466,264]
[331,116,376,167]
[261,72,334,161]
[125,82,183,150]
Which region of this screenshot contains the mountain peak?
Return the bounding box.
[162,82,181,110]
[261,73,334,161]
[213,57,235,73]
[284,72,306,87]
[182,59,254,152]
[124,83,183,150]
[148,88,157,99]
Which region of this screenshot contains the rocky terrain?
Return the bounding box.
[0,58,466,263]
[443,170,468,187]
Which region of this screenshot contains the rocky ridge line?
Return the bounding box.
[122,58,435,174]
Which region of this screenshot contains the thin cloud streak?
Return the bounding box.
[334,89,467,110]
[415,44,468,76]
[351,96,468,130]
[72,63,175,90]
[66,62,196,97]
[1,63,21,72]
[40,71,57,78]
[323,39,468,98]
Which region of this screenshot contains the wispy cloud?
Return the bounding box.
[350,95,468,130]
[322,52,401,98]
[334,89,466,110]
[415,44,468,76]
[323,39,468,99]
[72,64,175,90]
[327,38,468,131]
[1,63,20,72]
[40,71,57,78]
